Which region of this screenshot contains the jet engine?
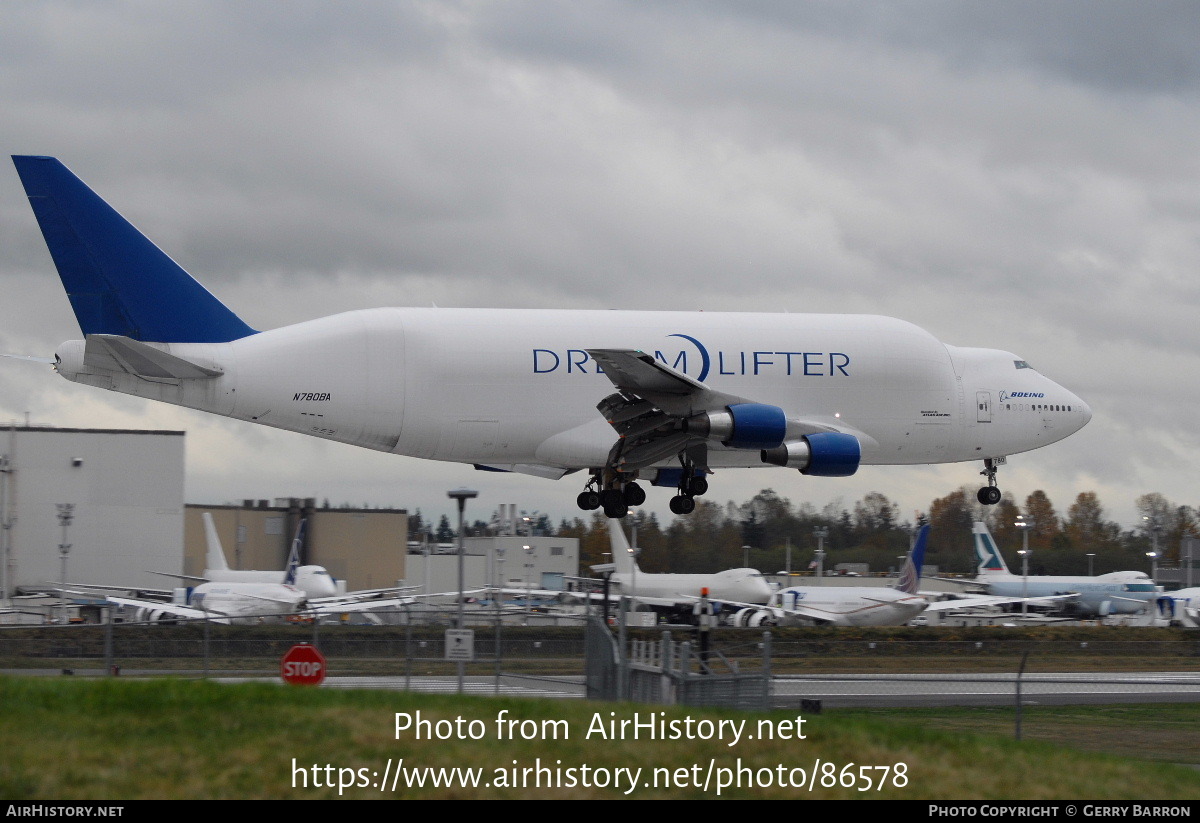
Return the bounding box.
[684,403,787,449]
[760,432,861,477]
[732,607,778,627]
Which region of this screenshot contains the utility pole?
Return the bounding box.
[56,503,75,624]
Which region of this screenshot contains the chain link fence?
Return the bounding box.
[3,617,1199,711]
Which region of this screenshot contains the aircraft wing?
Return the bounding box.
[42,582,173,601]
[688,595,836,626]
[148,571,210,585]
[104,595,219,622]
[587,348,845,473]
[308,588,487,616]
[306,598,415,616]
[921,592,1080,612]
[307,585,423,607]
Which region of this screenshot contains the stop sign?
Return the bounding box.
[281,643,326,686]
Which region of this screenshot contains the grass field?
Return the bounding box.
[1,676,1197,800]
[844,704,1200,764]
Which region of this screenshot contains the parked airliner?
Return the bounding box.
[151,513,340,599]
[726,525,935,626]
[600,519,774,610]
[1155,588,1200,627]
[8,156,1090,517]
[967,522,1158,616]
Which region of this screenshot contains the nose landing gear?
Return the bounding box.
[977,457,1004,505]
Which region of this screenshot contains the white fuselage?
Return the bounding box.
[185,582,308,619]
[613,568,774,605]
[769,586,930,627]
[204,567,338,599]
[976,572,1157,616]
[54,308,1090,476]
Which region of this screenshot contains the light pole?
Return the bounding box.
[1143,515,1161,578]
[1017,548,1031,618]
[523,544,534,616]
[812,527,828,585]
[1146,551,1159,585]
[1185,534,1197,589]
[447,488,477,694]
[741,544,751,568]
[56,503,74,625]
[1086,553,1095,577]
[495,544,506,592]
[1015,514,1033,619]
[0,444,12,606]
[628,530,640,613]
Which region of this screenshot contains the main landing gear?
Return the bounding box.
[977,457,1003,505]
[576,466,709,518]
[576,474,647,519]
[668,472,707,515]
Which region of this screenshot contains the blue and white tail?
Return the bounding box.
[11,155,256,343]
[283,520,307,586]
[972,521,1011,576]
[894,524,930,595]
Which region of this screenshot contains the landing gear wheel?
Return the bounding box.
[577,491,601,510]
[669,495,696,515]
[977,486,1002,506]
[599,488,624,509]
[603,503,629,519]
[623,482,646,506]
[977,457,1003,506]
[688,476,708,496]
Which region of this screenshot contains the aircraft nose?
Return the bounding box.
[1071,393,1092,429]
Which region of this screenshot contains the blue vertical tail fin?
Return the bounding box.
[283,520,307,586]
[12,155,256,343]
[895,524,930,594]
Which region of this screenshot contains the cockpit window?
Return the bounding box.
[1014,360,1031,369]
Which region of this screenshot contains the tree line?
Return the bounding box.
[546,488,1196,577]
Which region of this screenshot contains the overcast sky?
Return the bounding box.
[1,1,1197,535]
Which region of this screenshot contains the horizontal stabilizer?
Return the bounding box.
[84,334,223,380]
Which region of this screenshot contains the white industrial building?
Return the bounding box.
[0,426,185,598]
[404,535,579,595]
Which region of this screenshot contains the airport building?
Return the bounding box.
[0,423,577,606]
[185,501,579,595]
[405,535,580,595]
[0,425,185,597]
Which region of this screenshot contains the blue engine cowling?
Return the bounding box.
[760,432,861,477]
[684,403,787,450]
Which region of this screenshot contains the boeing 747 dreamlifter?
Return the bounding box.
[7,156,1091,518]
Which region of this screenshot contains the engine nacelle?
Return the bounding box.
[685,403,787,450]
[732,607,777,628]
[761,432,861,477]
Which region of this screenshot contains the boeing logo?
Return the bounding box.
[533,333,851,379]
[999,391,1045,401]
